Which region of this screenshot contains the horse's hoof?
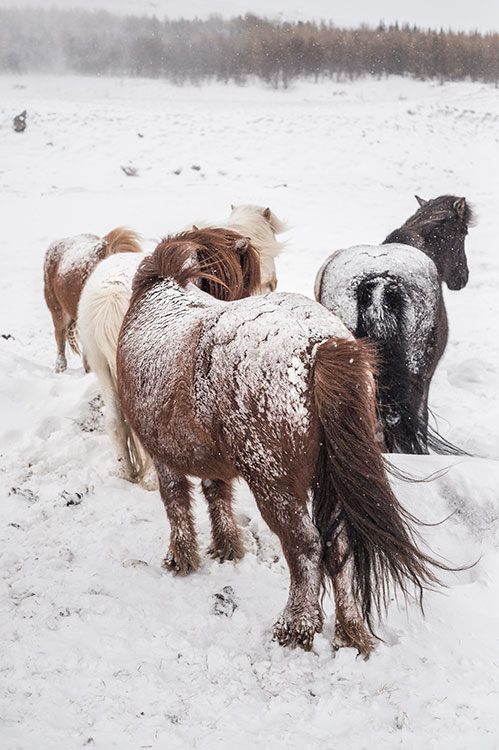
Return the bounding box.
[162,550,200,576]
[55,359,67,373]
[333,619,374,657]
[272,611,322,651]
[207,540,245,564]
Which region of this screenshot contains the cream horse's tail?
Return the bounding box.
[78,255,155,485]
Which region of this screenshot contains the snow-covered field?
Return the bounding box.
[1,74,498,750]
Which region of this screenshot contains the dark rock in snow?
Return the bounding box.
[61,488,88,506]
[212,585,237,617]
[13,110,27,132]
[121,165,138,176]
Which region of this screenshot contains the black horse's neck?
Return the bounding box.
[382,228,426,251]
[382,225,448,280]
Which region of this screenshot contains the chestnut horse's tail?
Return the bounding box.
[103,227,142,257]
[312,337,446,636]
[78,277,151,481]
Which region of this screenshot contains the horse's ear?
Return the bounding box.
[230,204,235,211]
[453,198,466,218]
[263,207,271,220]
[415,195,427,207]
[233,237,250,253]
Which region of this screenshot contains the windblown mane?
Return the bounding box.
[132,228,261,303]
[227,204,286,259]
[103,227,143,257]
[384,195,475,245]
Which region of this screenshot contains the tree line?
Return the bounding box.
[1,8,498,86]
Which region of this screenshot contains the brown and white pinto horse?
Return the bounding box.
[43,227,142,372]
[117,229,447,656]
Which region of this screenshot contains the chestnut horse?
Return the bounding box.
[77,205,285,485]
[117,229,447,656]
[315,195,475,454]
[43,227,142,372]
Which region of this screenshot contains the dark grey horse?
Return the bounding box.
[314,195,475,454]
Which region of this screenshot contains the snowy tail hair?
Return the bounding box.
[312,337,449,640]
[78,276,151,480]
[66,319,81,356]
[356,277,466,456]
[132,228,261,303]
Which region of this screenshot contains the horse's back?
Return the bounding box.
[44,233,104,318]
[195,292,351,441]
[81,248,145,295]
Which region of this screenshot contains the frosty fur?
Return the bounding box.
[315,195,475,454]
[78,205,284,487]
[117,233,448,656]
[43,227,142,373]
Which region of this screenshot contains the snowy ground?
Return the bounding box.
[1,74,498,750]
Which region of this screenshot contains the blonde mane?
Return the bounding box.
[102,227,143,257]
[227,204,286,257]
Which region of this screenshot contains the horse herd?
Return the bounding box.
[43,196,474,656]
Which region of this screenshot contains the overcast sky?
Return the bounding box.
[0,0,498,32]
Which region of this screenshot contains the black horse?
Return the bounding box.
[314,195,475,454]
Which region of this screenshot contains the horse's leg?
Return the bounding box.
[246,481,323,650]
[49,306,69,373]
[330,525,373,656]
[201,479,245,563]
[155,462,200,575]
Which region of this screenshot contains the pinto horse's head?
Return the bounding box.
[411,195,475,290]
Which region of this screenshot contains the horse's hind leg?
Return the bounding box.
[201,479,245,563]
[247,481,323,651]
[49,306,70,373]
[330,526,373,656]
[155,462,201,575]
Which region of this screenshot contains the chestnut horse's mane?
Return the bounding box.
[102,227,143,257]
[132,228,261,303]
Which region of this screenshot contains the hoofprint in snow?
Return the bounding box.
[0,74,498,749]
